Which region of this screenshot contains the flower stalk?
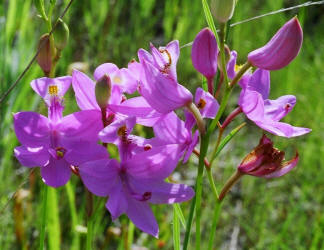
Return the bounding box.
[218,170,243,201]
[187,102,206,135]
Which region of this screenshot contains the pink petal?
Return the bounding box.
[58,110,102,143]
[239,90,265,122]
[126,197,159,237]
[264,95,296,121]
[139,60,192,113]
[64,142,109,166]
[40,157,71,187]
[125,144,182,180]
[93,63,119,81]
[14,145,50,167]
[105,184,128,220]
[14,112,50,147]
[194,87,219,118]
[30,76,72,103]
[71,70,100,110]
[248,17,303,70]
[247,69,270,100]
[79,159,120,197]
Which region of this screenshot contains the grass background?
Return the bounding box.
[1,0,323,249]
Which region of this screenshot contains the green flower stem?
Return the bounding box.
[182,193,196,250]
[207,201,223,250]
[229,61,252,87]
[219,170,243,201]
[195,135,209,250]
[206,168,219,200]
[187,102,206,135]
[86,216,94,250]
[39,184,48,250]
[173,206,181,250]
[219,23,229,85]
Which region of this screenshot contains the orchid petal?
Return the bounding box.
[247,69,270,100]
[14,112,50,147]
[40,158,71,187]
[126,197,159,237]
[72,70,100,110]
[79,159,120,197]
[125,144,182,180]
[139,60,192,113]
[106,184,128,220]
[264,95,296,121]
[264,152,299,178]
[194,87,219,118]
[14,145,50,167]
[59,110,102,143]
[93,63,119,81]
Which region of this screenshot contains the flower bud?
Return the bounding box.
[238,134,299,178]
[36,34,52,76]
[95,74,111,109]
[53,18,69,51]
[211,0,236,23]
[248,17,303,70]
[191,28,218,79]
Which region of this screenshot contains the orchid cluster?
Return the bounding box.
[13,7,310,246]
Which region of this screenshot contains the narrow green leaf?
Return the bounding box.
[34,0,47,20]
[173,207,181,250]
[211,122,246,163]
[173,203,186,229]
[201,0,220,45]
[39,184,48,250]
[47,187,61,250]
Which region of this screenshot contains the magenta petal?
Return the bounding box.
[64,142,108,166]
[247,69,270,100]
[99,117,136,144]
[14,112,50,147]
[183,130,199,163]
[194,87,219,118]
[59,110,102,143]
[40,158,71,187]
[106,184,128,220]
[126,198,159,237]
[191,28,218,78]
[72,70,100,110]
[79,159,120,197]
[140,60,193,113]
[264,153,299,178]
[227,51,237,79]
[93,63,119,81]
[14,146,50,167]
[248,17,303,70]
[255,120,311,138]
[239,90,264,122]
[117,68,138,94]
[264,95,296,121]
[109,97,164,127]
[30,76,72,103]
[125,144,182,180]
[150,182,194,204]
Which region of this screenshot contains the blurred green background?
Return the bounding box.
[1,0,323,249]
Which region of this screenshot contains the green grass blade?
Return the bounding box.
[39,184,48,250]
[201,0,220,44]
[173,203,186,229]
[173,206,181,250]
[47,187,61,250]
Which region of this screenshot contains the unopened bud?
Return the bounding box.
[36,34,52,76]
[95,75,111,109]
[211,0,236,23]
[217,44,231,72]
[53,18,69,51]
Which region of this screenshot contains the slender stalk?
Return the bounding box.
[86,216,94,250]
[214,72,224,100]
[39,184,48,250]
[207,201,222,250]
[173,206,181,250]
[195,135,209,250]
[193,148,210,170]
[187,102,206,135]
[229,61,252,87]
[219,23,229,85]
[219,170,243,201]
[207,77,214,95]
[127,221,135,249]
[206,169,219,200]
[182,195,196,250]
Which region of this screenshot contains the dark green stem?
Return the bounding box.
[39,184,48,250]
